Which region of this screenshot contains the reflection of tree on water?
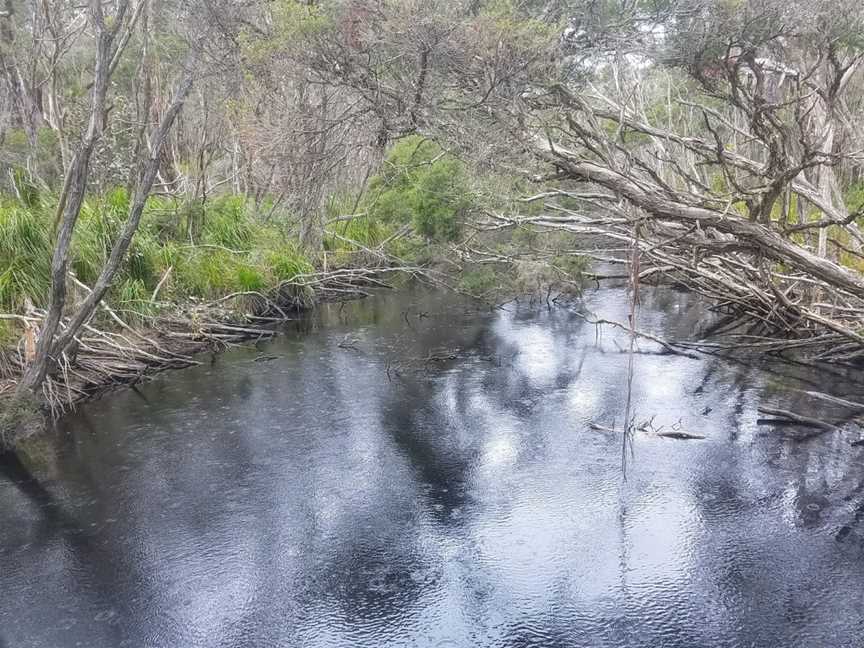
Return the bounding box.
[0,450,129,647]
[836,480,864,547]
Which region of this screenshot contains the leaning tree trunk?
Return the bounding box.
[16,13,120,395]
[533,139,864,301]
[49,69,194,359]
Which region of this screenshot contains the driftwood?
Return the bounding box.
[800,391,864,414]
[1,265,399,415]
[483,199,864,364]
[571,311,698,358]
[656,430,706,440]
[590,421,705,440]
[757,406,840,432]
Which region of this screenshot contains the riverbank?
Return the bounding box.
[0,265,414,449]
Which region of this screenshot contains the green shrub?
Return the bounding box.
[367,136,473,242]
[845,181,864,215]
[324,216,391,252]
[460,266,502,295]
[552,254,589,279]
[236,264,266,292]
[267,245,314,282]
[175,250,237,297]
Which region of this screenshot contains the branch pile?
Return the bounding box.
[1,266,412,415]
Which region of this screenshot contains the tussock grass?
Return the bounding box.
[0,191,317,323]
[0,202,52,310]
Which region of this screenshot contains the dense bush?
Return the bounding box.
[366,136,473,242]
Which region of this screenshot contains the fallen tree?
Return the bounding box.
[492,0,864,363]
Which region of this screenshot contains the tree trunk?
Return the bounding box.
[535,139,864,301]
[50,69,195,358]
[16,1,131,396]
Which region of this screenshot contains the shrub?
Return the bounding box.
[236,265,266,292]
[459,265,502,295]
[367,135,473,242]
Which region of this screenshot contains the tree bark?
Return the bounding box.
[50,68,195,357]
[16,0,132,395]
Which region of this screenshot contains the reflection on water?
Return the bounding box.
[1,287,863,648]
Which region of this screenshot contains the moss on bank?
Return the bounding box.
[0,394,45,450]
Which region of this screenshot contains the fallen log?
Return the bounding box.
[656,430,706,440]
[571,312,698,358]
[800,391,864,414]
[589,422,617,435]
[757,407,840,432]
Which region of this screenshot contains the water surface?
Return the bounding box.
[1,287,863,648]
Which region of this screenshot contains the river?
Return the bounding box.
[1,287,863,648]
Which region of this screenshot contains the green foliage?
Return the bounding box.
[115,278,155,323]
[551,254,589,282]
[235,264,267,292]
[266,245,315,303]
[0,202,52,310]
[9,168,41,209]
[512,227,540,248]
[0,320,18,347]
[117,277,149,304]
[324,216,391,253]
[174,250,239,298]
[479,1,561,42]
[0,188,318,318]
[1,128,63,188]
[273,0,333,37]
[845,181,864,215]
[459,266,503,295]
[267,244,314,282]
[240,0,334,63]
[367,136,473,242]
[200,195,255,250]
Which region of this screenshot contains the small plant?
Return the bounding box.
[267,245,314,281]
[0,203,52,309]
[201,195,254,250]
[236,265,266,292]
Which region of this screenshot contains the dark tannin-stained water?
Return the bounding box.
[1,287,864,648]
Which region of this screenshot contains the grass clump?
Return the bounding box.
[0,202,52,310]
[199,195,254,250]
[0,189,320,319]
